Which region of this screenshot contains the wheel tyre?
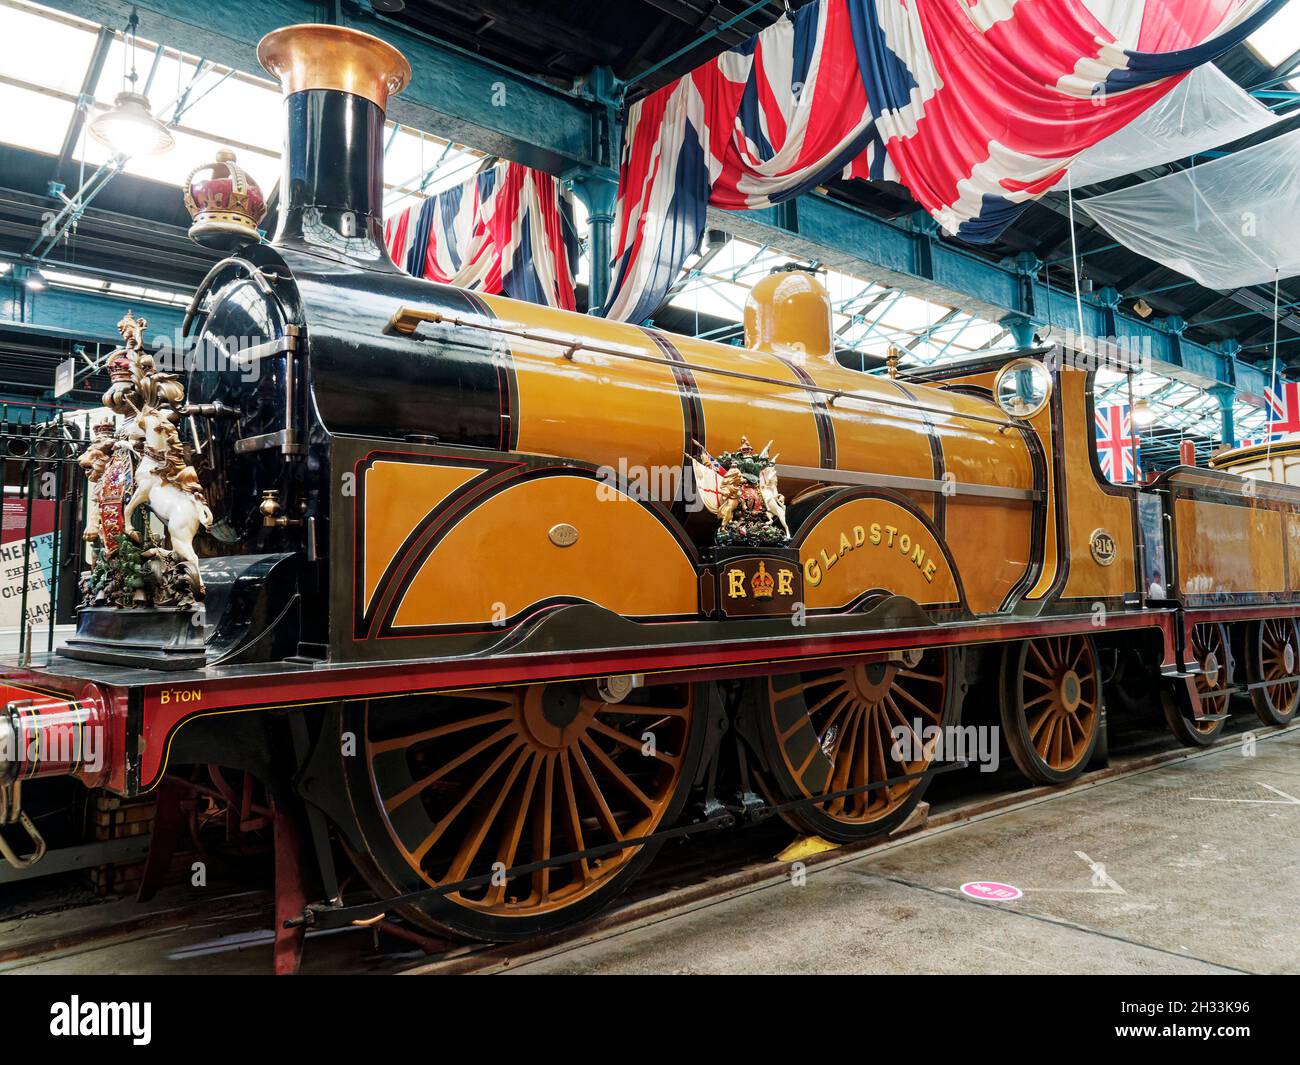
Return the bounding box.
[1162,685,1225,747]
[338,681,708,942]
[1162,623,1230,747]
[999,635,1102,785]
[1245,617,1300,727]
[754,648,965,844]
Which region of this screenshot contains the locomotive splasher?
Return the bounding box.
[5,23,1300,953]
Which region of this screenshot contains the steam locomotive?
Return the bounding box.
[3,24,1298,952]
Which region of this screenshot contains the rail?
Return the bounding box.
[290,755,970,932]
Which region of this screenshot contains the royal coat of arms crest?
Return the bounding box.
[690,437,791,547]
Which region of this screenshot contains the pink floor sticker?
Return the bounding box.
[959,881,1024,902]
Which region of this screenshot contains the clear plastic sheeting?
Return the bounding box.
[1050,64,1278,192]
[1079,127,1300,291]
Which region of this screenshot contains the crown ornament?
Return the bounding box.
[184,148,267,250]
[751,561,776,599]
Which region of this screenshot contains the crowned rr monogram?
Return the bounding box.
[716,555,801,618]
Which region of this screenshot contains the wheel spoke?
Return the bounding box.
[896,668,944,683]
[443,746,532,884]
[804,681,851,721]
[588,716,677,765]
[868,706,891,805]
[827,706,864,813]
[410,737,525,864]
[383,722,516,814]
[531,754,556,902]
[558,752,592,882]
[569,743,625,843]
[578,733,657,813]
[597,701,689,717]
[1029,643,1053,672]
[892,680,941,722]
[813,692,854,738]
[485,753,544,906]
[1033,712,1056,760]
[884,695,924,753]
[369,708,515,755]
[1027,703,1054,740]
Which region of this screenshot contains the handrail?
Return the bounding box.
[385,307,1027,432]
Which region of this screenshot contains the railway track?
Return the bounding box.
[1,717,1290,975]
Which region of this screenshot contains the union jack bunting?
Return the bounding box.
[605,0,1285,323]
[385,159,580,310]
[1096,404,1142,483]
[1266,380,1300,437]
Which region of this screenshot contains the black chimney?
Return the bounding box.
[257,25,411,271]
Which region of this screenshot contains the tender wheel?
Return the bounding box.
[1245,617,1300,727]
[338,680,705,941]
[1163,623,1231,747]
[1000,634,1101,784]
[754,647,964,843]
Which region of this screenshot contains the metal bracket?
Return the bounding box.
[234,430,305,457]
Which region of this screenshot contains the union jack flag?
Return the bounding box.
[605,0,1285,322]
[1096,404,1142,483]
[385,159,580,310]
[1266,380,1300,437]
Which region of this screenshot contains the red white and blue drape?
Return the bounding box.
[1096,403,1142,482]
[605,0,1286,323]
[1266,380,1300,437]
[384,159,581,310]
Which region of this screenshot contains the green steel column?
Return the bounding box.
[1211,384,1237,446]
[568,170,619,314]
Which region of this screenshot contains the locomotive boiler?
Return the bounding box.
[4,23,1300,954]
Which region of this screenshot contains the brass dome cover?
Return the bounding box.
[744,270,834,362]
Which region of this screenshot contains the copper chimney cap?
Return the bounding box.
[257,23,411,112]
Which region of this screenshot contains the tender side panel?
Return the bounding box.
[1289,512,1300,594]
[1174,497,1286,596]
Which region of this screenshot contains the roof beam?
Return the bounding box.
[1,278,184,347]
[40,0,611,177]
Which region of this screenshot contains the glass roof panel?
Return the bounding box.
[0,3,96,95]
[0,82,74,155]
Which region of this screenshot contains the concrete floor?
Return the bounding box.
[510,728,1300,975]
[5,727,1296,974]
